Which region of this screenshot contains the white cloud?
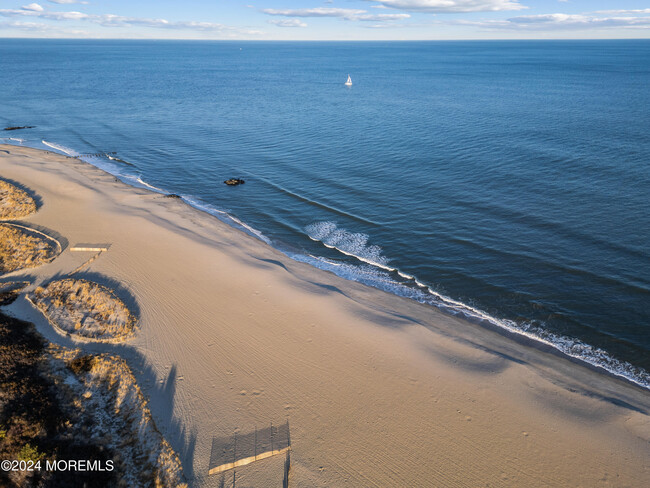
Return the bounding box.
[0,19,89,34]
[0,8,263,35]
[595,9,650,15]
[262,8,367,18]
[21,3,44,11]
[368,0,526,13]
[48,0,89,4]
[261,7,410,21]
[1,8,89,20]
[268,18,307,27]
[510,13,580,23]
[455,13,650,30]
[1,20,50,30]
[361,20,417,28]
[359,13,411,20]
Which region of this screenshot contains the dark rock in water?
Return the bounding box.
[165,194,182,199]
[224,178,245,186]
[3,126,35,131]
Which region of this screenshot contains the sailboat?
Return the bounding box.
[345,74,352,86]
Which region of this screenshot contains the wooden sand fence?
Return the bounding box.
[69,243,111,274]
[209,421,291,476]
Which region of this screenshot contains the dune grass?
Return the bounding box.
[0,224,57,274]
[0,281,29,306]
[31,279,136,342]
[51,347,186,487]
[0,311,185,487]
[0,180,36,220]
[0,312,119,488]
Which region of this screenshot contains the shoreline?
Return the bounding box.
[1,144,649,486]
[7,138,650,391]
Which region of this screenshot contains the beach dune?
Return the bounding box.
[1,144,648,487]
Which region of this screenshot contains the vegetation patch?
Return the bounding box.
[52,348,186,487]
[0,224,58,275]
[0,312,186,487]
[0,180,36,220]
[0,281,29,306]
[30,279,137,342]
[0,312,118,487]
[67,354,96,375]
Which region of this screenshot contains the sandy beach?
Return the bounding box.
[1,144,649,487]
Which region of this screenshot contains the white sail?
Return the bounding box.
[345,75,352,86]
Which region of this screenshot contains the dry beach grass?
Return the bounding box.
[0,281,29,306]
[0,310,185,488]
[0,179,36,220]
[30,278,137,342]
[0,223,58,274]
[50,347,186,488]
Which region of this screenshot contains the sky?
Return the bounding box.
[1,1,650,40]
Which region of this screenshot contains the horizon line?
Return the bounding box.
[2,37,650,42]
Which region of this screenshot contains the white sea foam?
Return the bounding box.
[305,222,395,271]
[38,141,272,247]
[299,222,650,390]
[13,141,650,390]
[42,140,78,156]
[111,174,165,194]
[136,176,165,193]
[397,270,416,280]
[229,215,272,244]
[0,137,24,144]
[182,196,272,245]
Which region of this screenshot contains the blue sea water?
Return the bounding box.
[1,39,649,387]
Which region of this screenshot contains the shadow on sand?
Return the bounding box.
[7,270,199,484]
[0,176,43,212]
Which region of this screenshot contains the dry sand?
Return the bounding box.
[1,144,648,487]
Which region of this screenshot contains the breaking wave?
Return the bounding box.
[299,222,650,390]
[135,176,165,193]
[305,221,393,271]
[11,139,650,390]
[42,140,78,156]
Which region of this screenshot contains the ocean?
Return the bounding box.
[1,39,649,388]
